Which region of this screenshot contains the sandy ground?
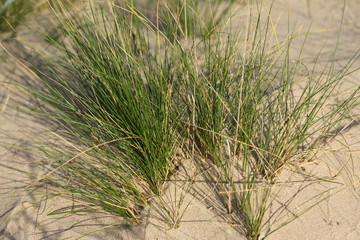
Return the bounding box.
[1,0,360,239]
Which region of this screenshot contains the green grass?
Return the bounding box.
[191,1,360,238]
[6,0,360,239]
[0,0,34,32]
[160,0,237,38]
[0,0,77,34]
[18,0,185,223]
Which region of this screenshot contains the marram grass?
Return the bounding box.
[0,0,34,32]
[6,0,360,239]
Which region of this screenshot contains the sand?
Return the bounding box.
[1,1,359,239]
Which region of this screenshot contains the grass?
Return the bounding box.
[16,0,186,223]
[159,0,237,38]
[0,83,10,117]
[3,0,360,239]
[0,0,34,32]
[0,0,77,34]
[192,1,360,238]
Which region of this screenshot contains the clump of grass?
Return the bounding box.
[190,1,360,239]
[16,0,186,223]
[8,0,360,238]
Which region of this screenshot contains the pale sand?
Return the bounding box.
[1,1,360,239]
